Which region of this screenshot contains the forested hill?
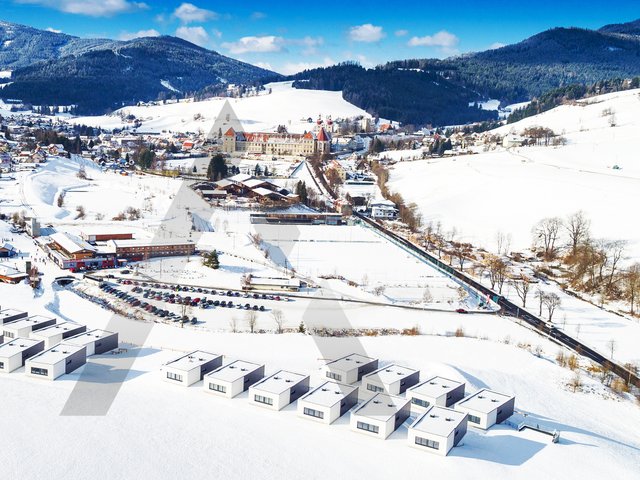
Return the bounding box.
[291,22,640,127]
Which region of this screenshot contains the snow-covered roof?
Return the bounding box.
[324,353,377,373]
[30,322,84,339]
[251,370,308,395]
[205,360,263,383]
[0,338,43,358]
[456,388,514,414]
[164,351,220,372]
[27,343,85,365]
[364,364,418,385]
[410,406,466,437]
[408,376,463,398]
[300,381,357,408]
[352,393,410,422]
[49,232,97,254]
[65,329,117,347]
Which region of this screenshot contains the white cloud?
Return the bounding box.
[254,61,273,71]
[292,36,323,56]
[15,0,148,17]
[45,27,62,33]
[119,29,161,41]
[489,42,506,50]
[395,29,409,37]
[407,30,459,48]
[175,26,210,47]
[348,24,385,43]
[278,57,336,75]
[221,35,285,55]
[250,11,266,20]
[173,2,217,24]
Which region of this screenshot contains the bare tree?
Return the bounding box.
[543,292,561,321]
[246,310,257,333]
[623,263,640,315]
[511,274,532,308]
[564,211,590,255]
[422,286,433,303]
[605,240,626,291]
[495,231,512,256]
[487,255,508,293]
[534,288,545,316]
[229,316,238,333]
[607,338,616,359]
[570,372,582,393]
[272,309,284,334]
[533,217,562,259]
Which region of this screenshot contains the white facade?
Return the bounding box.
[363,364,420,395]
[30,322,86,348]
[249,370,310,411]
[350,393,411,439]
[297,381,359,424]
[162,351,222,387]
[406,376,466,413]
[455,388,516,429]
[25,343,86,380]
[0,338,44,373]
[369,199,398,219]
[408,406,468,456]
[320,353,378,385]
[203,360,265,398]
[2,315,56,340]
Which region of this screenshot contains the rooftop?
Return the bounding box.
[65,329,116,346]
[0,338,42,357]
[410,406,467,437]
[352,393,410,422]
[301,381,357,408]
[251,370,308,395]
[205,359,263,383]
[27,343,85,365]
[325,353,377,373]
[408,376,463,398]
[0,308,26,320]
[165,351,220,372]
[3,316,55,331]
[49,232,97,254]
[31,322,84,339]
[456,389,514,414]
[110,239,195,248]
[364,364,418,385]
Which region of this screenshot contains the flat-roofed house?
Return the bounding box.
[65,329,119,356]
[0,338,45,373]
[248,370,310,411]
[3,315,56,340]
[406,376,466,413]
[408,406,468,456]
[203,360,265,398]
[350,393,411,439]
[162,351,222,387]
[320,353,378,385]
[297,381,359,424]
[30,322,87,348]
[0,309,28,325]
[362,364,420,395]
[25,343,87,380]
[455,388,515,429]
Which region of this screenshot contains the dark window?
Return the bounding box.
[166,371,183,382]
[468,414,481,424]
[326,371,342,381]
[357,421,379,434]
[415,436,440,449]
[412,397,430,408]
[254,394,273,406]
[209,383,226,393]
[31,367,48,376]
[303,407,324,419]
[367,384,384,393]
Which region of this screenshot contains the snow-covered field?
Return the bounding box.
[69,81,371,134]
[388,88,640,259]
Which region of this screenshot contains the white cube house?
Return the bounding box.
[25,343,87,380]
[249,370,310,411]
[30,322,87,348]
[0,309,28,325]
[408,406,468,456]
[455,388,515,429]
[350,393,411,439]
[204,360,265,398]
[297,381,359,424]
[363,364,420,395]
[406,376,466,413]
[3,315,56,340]
[65,329,119,356]
[0,338,45,373]
[320,353,378,384]
[162,350,222,387]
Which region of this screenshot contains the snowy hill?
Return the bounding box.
[70,81,371,134]
[388,88,640,259]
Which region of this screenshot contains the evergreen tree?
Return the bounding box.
[207,154,228,181]
[202,250,220,269]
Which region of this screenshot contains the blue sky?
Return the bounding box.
[3,1,640,74]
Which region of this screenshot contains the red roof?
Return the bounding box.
[224,128,236,137]
[316,127,330,142]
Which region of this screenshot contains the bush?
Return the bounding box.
[454,327,465,337]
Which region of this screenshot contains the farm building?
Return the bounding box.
[350,393,411,439]
[162,351,222,387]
[406,376,466,413]
[0,243,16,258]
[249,370,310,411]
[0,338,45,373]
[3,315,56,340]
[0,264,28,284]
[320,353,378,384]
[65,329,119,356]
[297,381,359,425]
[244,275,301,292]
[0,308,28,325]
[30,322,87,348]
[455,388,515,429]
[408,406,468,456]
[25,343,87,380]
[362,364,420,395]
[203,360,265,398]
